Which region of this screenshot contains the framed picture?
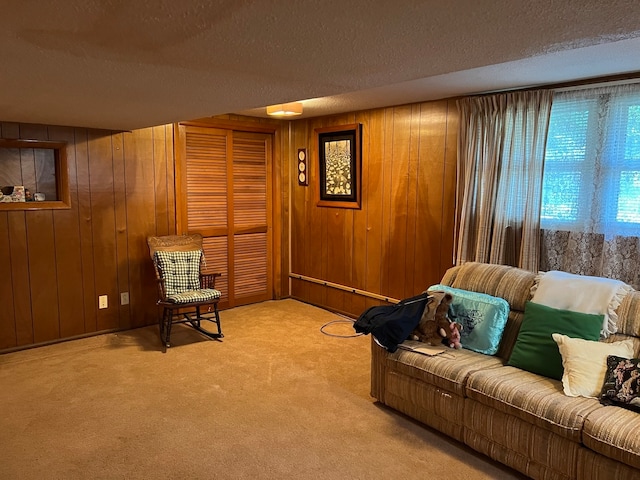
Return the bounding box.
[315,123,362,209]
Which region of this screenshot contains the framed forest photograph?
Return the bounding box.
[315,123,362,209]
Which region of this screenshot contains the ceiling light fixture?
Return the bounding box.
[266,101,303,116]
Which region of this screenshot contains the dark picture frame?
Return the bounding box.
[315,123,362,209]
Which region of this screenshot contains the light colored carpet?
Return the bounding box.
[0,299,525,479]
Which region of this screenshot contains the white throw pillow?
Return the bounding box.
[552,333,635,398]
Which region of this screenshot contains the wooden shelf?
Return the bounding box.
[0,201,70,211]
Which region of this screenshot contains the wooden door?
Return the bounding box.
[175,125,273,309]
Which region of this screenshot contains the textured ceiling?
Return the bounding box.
[2,0,640,131]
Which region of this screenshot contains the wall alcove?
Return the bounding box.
[0,139,70,210]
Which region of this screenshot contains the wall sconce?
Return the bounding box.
[266,102,303,117]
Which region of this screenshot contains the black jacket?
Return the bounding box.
[353,293,429,352]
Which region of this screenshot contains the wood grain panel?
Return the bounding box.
[88,131,119,331]
[414,101,449,291]
[112,131,130,329]
[49,125,85,338]
[364,110,385,309]
[290,120,309,300]
[74,128,98,334]
[1,121,179,351]
[441,100,459,273]
[289,99,459,317]
[7,211,33,345]
[123,128,161,329]
[26,210,60,342]
[350,111,371,316]
[387,105,412,299]
[0,213,17,348]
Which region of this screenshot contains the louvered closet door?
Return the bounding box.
[177,125,272,309]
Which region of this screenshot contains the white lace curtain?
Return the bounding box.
[539,82,640,287]
[456,90,553,271]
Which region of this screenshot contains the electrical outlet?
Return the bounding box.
[120,292,129,305]
[99,295,108,309]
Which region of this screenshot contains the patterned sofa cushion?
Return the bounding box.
[386,348,503,396]
[465,365,604,442]
[582,406,640,470]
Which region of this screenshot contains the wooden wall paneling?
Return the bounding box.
[88,131,119,331]
[321,114,351,313]
[364,109,386,310]
[26,209,60,342]
[387,105,412,300]
[379,108,395,300]
[306,118,326,307]
[350,111,371,316]
[272,126,285,299]
[404,104,422,294]
[165,124,177,234]
[324,208,345,312]
[74,128,98,333]
[19,124,56,343]
[290,120,307,299]
[0,213,17,348]
[441,100,459,272]
[49,125,86,338]
[1,124,17,348]
[413,101,449,290]
[341,113,356,314]
[111,131,131,329]
[153,125,171,237]
[7,211,33,345]
[123,128,159,328]
[1,122,19,138]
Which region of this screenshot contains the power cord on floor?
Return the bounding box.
[320,313,365,338]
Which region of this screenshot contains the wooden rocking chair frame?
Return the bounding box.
[147,234,223,348]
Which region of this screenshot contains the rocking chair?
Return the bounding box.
[147,234,223,348]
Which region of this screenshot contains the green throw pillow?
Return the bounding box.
[507,301,603,380]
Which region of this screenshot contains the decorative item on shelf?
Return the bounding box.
[11,185,26,202]
[24,188,33,201]
[33,192,46,201]
[297,148,308,186]
[1,186,13,196]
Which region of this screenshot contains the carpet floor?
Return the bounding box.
[0,299,525,479]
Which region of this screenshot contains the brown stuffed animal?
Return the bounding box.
[411,291,462,349]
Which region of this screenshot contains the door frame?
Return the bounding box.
[173,117,286,301]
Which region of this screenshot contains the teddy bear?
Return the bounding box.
[410,290,462,349]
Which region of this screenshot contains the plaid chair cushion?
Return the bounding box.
[154,250,202,296]
[166,289,221,304]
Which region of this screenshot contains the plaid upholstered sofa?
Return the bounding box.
[370,262,640,480]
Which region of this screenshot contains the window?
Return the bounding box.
[0,139,70,210]
[541,84,640,238]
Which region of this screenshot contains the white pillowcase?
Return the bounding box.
[552,333,635,398]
